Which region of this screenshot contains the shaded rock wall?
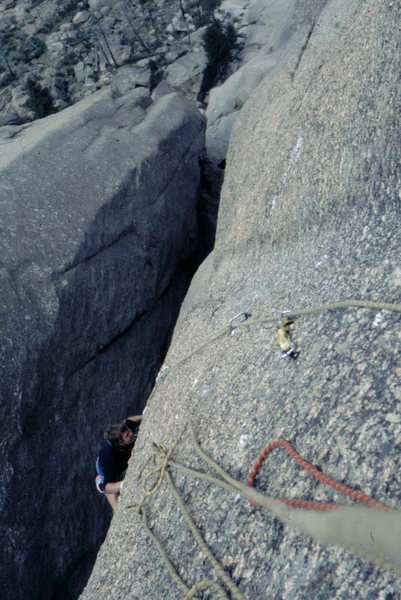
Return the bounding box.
[0,87,205,599]
[80,1,401,599]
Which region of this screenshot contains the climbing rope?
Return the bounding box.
[131,300,401,594]
[140,506,193,598]
[127,427,247,600]
[141,501,231,599]
[129,421,401,597]
[138,428,185,509]
[160,299,401,375]
[140,501,233,600]
[247,439,391,511]
[166,471,246,600]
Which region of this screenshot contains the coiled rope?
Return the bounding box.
[128,421,400,599]
[131,300,401,595]
[127,426,247,600]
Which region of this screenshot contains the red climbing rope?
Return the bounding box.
[247,439,390,511]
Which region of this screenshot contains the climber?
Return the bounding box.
[96,414,143,510]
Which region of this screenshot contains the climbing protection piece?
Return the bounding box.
[274,311,298,358]
[160,299,401,375]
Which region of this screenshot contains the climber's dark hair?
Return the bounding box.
[104,422,129,447]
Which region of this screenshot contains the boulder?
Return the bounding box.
[0,85,13,112]
[205,109,238,166]
[73,61,87,83]
[151,80,177,101]
[220,0,247,20]
[0,112,26,126]
[10,85,34,120]
[0,87,205,600]
[106,42,132,65]
[45,32,65,53]
[165,51,207,90]
[80,2,401,599]
[171,14,194,33]
[111,65,151,97]
[53,77,70,102]
[72,10,91,25]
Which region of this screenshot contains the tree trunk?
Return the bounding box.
[97,23,119,67]
[121,1,151,53]
[1,54,14,77]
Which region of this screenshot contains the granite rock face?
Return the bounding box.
[206,0,326,163]
[0,87,205,599]
[80,1,401,599]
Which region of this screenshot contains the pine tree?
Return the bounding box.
[202,19,238,71]
[25,78,56,119]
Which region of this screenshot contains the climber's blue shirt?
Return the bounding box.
[97,419,138,485]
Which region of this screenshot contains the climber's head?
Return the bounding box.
[105,422,136,448]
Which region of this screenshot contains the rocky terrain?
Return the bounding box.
[0,86,205,599]
[0,0,239,123]
[80,0,401,599]
[2,0,401,599]
[0,1,300,598]
[0,0,316,163]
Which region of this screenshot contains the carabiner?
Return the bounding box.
[228,311,252,331]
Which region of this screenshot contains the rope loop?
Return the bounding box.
[129,422,401,595]
[130,425,248,600]
[247,439,391,511]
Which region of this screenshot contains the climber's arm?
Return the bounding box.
[126,415,143,424]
